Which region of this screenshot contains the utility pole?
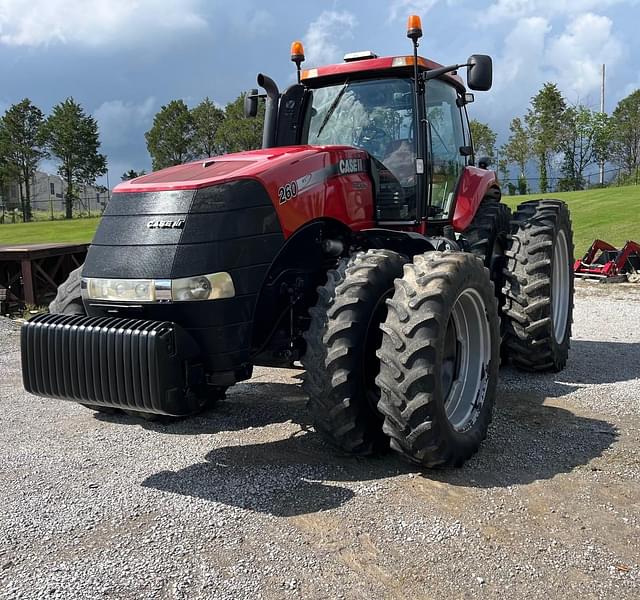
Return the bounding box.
[599,64,606,186]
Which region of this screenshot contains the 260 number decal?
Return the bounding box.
[278,181,298,204]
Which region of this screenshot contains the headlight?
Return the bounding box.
[86,278,156,302]
[171,272,235,301]
[84,272,235,303]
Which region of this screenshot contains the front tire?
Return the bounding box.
[302,249,408,454]
[502,200,574,372]
[376,252,500,468]
[49,265,84,315]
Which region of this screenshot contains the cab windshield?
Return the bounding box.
[307,77,417,220]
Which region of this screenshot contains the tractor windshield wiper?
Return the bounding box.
[316,80,350,138]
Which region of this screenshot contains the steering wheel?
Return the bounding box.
[357,124,392,157]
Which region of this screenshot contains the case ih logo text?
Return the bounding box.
[146,219,185,229]
[339,158,364,174]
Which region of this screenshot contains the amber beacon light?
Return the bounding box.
[290,40,305,82]
[406,14,423,40]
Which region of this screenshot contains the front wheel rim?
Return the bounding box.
[442,289,491,432]
[552,230,570,343]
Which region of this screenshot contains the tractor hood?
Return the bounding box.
[110,144,375,239]
[114,146,356,194]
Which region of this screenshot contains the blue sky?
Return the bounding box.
[1,0,639,186]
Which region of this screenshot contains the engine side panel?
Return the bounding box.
[252,147,376,237]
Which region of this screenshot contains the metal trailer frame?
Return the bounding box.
[574,239,640,280]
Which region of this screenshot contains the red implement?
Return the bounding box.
[574,239,640,279]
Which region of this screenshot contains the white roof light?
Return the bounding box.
[343,51,378,62]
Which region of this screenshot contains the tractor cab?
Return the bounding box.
[302,63,469,224]
[246,16,492,230]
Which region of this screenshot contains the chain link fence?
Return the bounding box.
[500,167,640,196]
[0,194,108,224]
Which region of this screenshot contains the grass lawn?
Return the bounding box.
[1,186,638,256]
[0,217,100,245]
[503,185,639,255]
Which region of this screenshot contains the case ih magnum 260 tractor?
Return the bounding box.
[21,16,574,467]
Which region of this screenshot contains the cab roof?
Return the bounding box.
[301,55,465,90]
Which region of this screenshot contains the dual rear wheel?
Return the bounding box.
[302,199,574,467]
[302,249,500,467]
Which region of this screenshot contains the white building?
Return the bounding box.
[0,171,108,216]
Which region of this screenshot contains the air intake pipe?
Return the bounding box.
[257,73,279,149]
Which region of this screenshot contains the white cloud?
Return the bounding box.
[485,0,633,22]
[388,0,440,22]
[546,13,623,102]
[245,9,275,36]
[621,77,640,99]
[475,16,550,129]
[94,97,156,148]
[500,16,550,84]
[303,10,357,66]
[0,0,207,47]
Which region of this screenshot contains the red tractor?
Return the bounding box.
[21,16,574,467]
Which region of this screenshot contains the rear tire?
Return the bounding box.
[302,249,408,454]
[463,200,511,322]
[376,252,500,468]
[502,200,574,372]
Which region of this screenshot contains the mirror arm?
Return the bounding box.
[422,63,470,82]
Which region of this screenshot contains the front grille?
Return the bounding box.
[21,314,201,415]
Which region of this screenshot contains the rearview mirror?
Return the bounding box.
[244,89,259,118]
[478,156,492,169]
[467,55,492,91]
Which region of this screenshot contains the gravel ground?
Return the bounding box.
[1,281,639,599]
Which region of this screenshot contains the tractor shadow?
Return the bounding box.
[555,339,640,385]
[142,354,618,515]
[93,381,311,435]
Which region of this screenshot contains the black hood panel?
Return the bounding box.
[83,179,283,280]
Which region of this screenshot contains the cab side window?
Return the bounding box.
[425,80,466,219]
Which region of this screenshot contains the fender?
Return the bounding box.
[452,166,500,231]
[250,218,351,360]
[355,228,457,256]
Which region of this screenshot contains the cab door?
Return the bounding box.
[425,79,466,220]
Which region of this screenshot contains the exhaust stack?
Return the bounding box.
[257,73,279,149]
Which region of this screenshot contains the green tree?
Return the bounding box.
[558,106,610,191]
[526,83,567,193]
[121,169,146,181]
[191,98,225,158]
[44,98,107,219]
[0,141,16,217]
[469,119,497,160]
[0,129,17,209]
[496,155,509,179]
[0,99,48,221]
[215,93,265,153]
[609,89,640,175]
[503,117,530,194]
[145,100,194,170]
